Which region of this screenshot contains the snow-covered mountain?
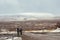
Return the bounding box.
[0,15,38,21]
[0,13,59,21]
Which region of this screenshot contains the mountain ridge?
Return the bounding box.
[0,15,59,21]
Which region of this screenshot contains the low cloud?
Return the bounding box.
[20,13,55,17]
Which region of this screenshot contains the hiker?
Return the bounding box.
[17,28,22,37]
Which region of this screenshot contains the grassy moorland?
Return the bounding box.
[0,19,60,32]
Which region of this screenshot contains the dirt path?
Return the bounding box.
[22,32,60,40]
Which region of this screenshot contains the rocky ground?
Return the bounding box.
[0,34,22,40]
[0,37,22,40]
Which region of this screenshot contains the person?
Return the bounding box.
[17,28,20,37]
[19,28,22,35]
[17,28,22,37]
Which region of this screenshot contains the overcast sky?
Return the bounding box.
[0,0,60,16]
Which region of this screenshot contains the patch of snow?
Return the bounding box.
[0,37,22,40]
[51,28,60,32]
